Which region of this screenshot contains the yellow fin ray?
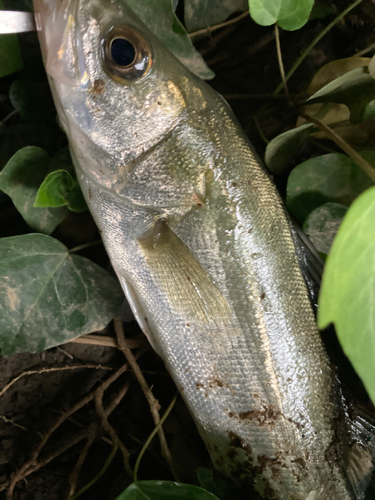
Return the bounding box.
[139,221,232,325]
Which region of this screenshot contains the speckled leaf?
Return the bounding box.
[0,147,69,234]
[318,187,375,405]
[127,0,214,79]
[35,169,88,212]
[306,67,375,124]
[0,234,123,356]
[116,481,219,500]
[303,203,347,255]
[184,0,247,32]
[0,2,23,77]
[265,123,314,174]
[286,153,374,221]
[249,0,314,30]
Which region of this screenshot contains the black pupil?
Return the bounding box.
[111,38,136,66]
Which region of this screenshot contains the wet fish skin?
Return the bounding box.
[33,1,360,498]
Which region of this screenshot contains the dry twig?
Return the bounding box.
[68,422,99,497]
[94,384,133,476]
[188,10,249,39]
[0,364,113,399]
[70,334,147,349]
[114,318,180,481]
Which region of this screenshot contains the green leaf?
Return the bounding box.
[0,1,23,78]
[265,123,314,174]
[116,481,220,500]
[248,0,314,30]
[0,234,123,356]
[35,170,88,213]
[318,186,375,405]
[197,467,237,500]
[184,0,247,32]
[306,67,375,124]
[362,99,375,121]
[286,153,374,221]
[303,202,347,255]
[127,0,214,80]
[0,146,69,234]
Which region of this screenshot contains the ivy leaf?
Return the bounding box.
[0,146,69,234]
[0,1,23,77]
[306,67,375,124]
[265,123,314,174]
[35,170,88,213]
[127,0,214,80]
[318,187,375,405]
[116,481,220,500]
[286,153,374,221]
[197,467,238,500]
[0,234,123,356]
[248,0,314,31]
[184,0,247,32]
[303,202,347,255]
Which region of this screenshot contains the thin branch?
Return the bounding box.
[274,25,290,100]
[188,10,249,39]
[134,392,179,482]
[70,334,147,349]
[0,415,27,431]
[0,364,112,398]
[273,0,364,95]
[300,111,375,182]
[114,318,180,482]
[94,385,133,477]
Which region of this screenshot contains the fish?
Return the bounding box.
[33,0,374,498]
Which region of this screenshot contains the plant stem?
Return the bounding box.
[300,111,375,182]
[189,10,249,39]
[253,116,269,144]
[274,25,290,100]
[133,392,179,483]
[68,443,118,500]
[273,0,364,96]
[69,240,102,253]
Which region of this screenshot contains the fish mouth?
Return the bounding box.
[33,0,84,86]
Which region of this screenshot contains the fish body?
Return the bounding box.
[33,1,371,498]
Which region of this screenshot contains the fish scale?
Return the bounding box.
[33,0,372,497]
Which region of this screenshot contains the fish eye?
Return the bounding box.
[103,26,152,82]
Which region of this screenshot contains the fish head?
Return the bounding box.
[33,0,214,209]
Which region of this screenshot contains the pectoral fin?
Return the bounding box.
[138,221,232,325]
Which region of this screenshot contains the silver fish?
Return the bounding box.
[33,1,373,498]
